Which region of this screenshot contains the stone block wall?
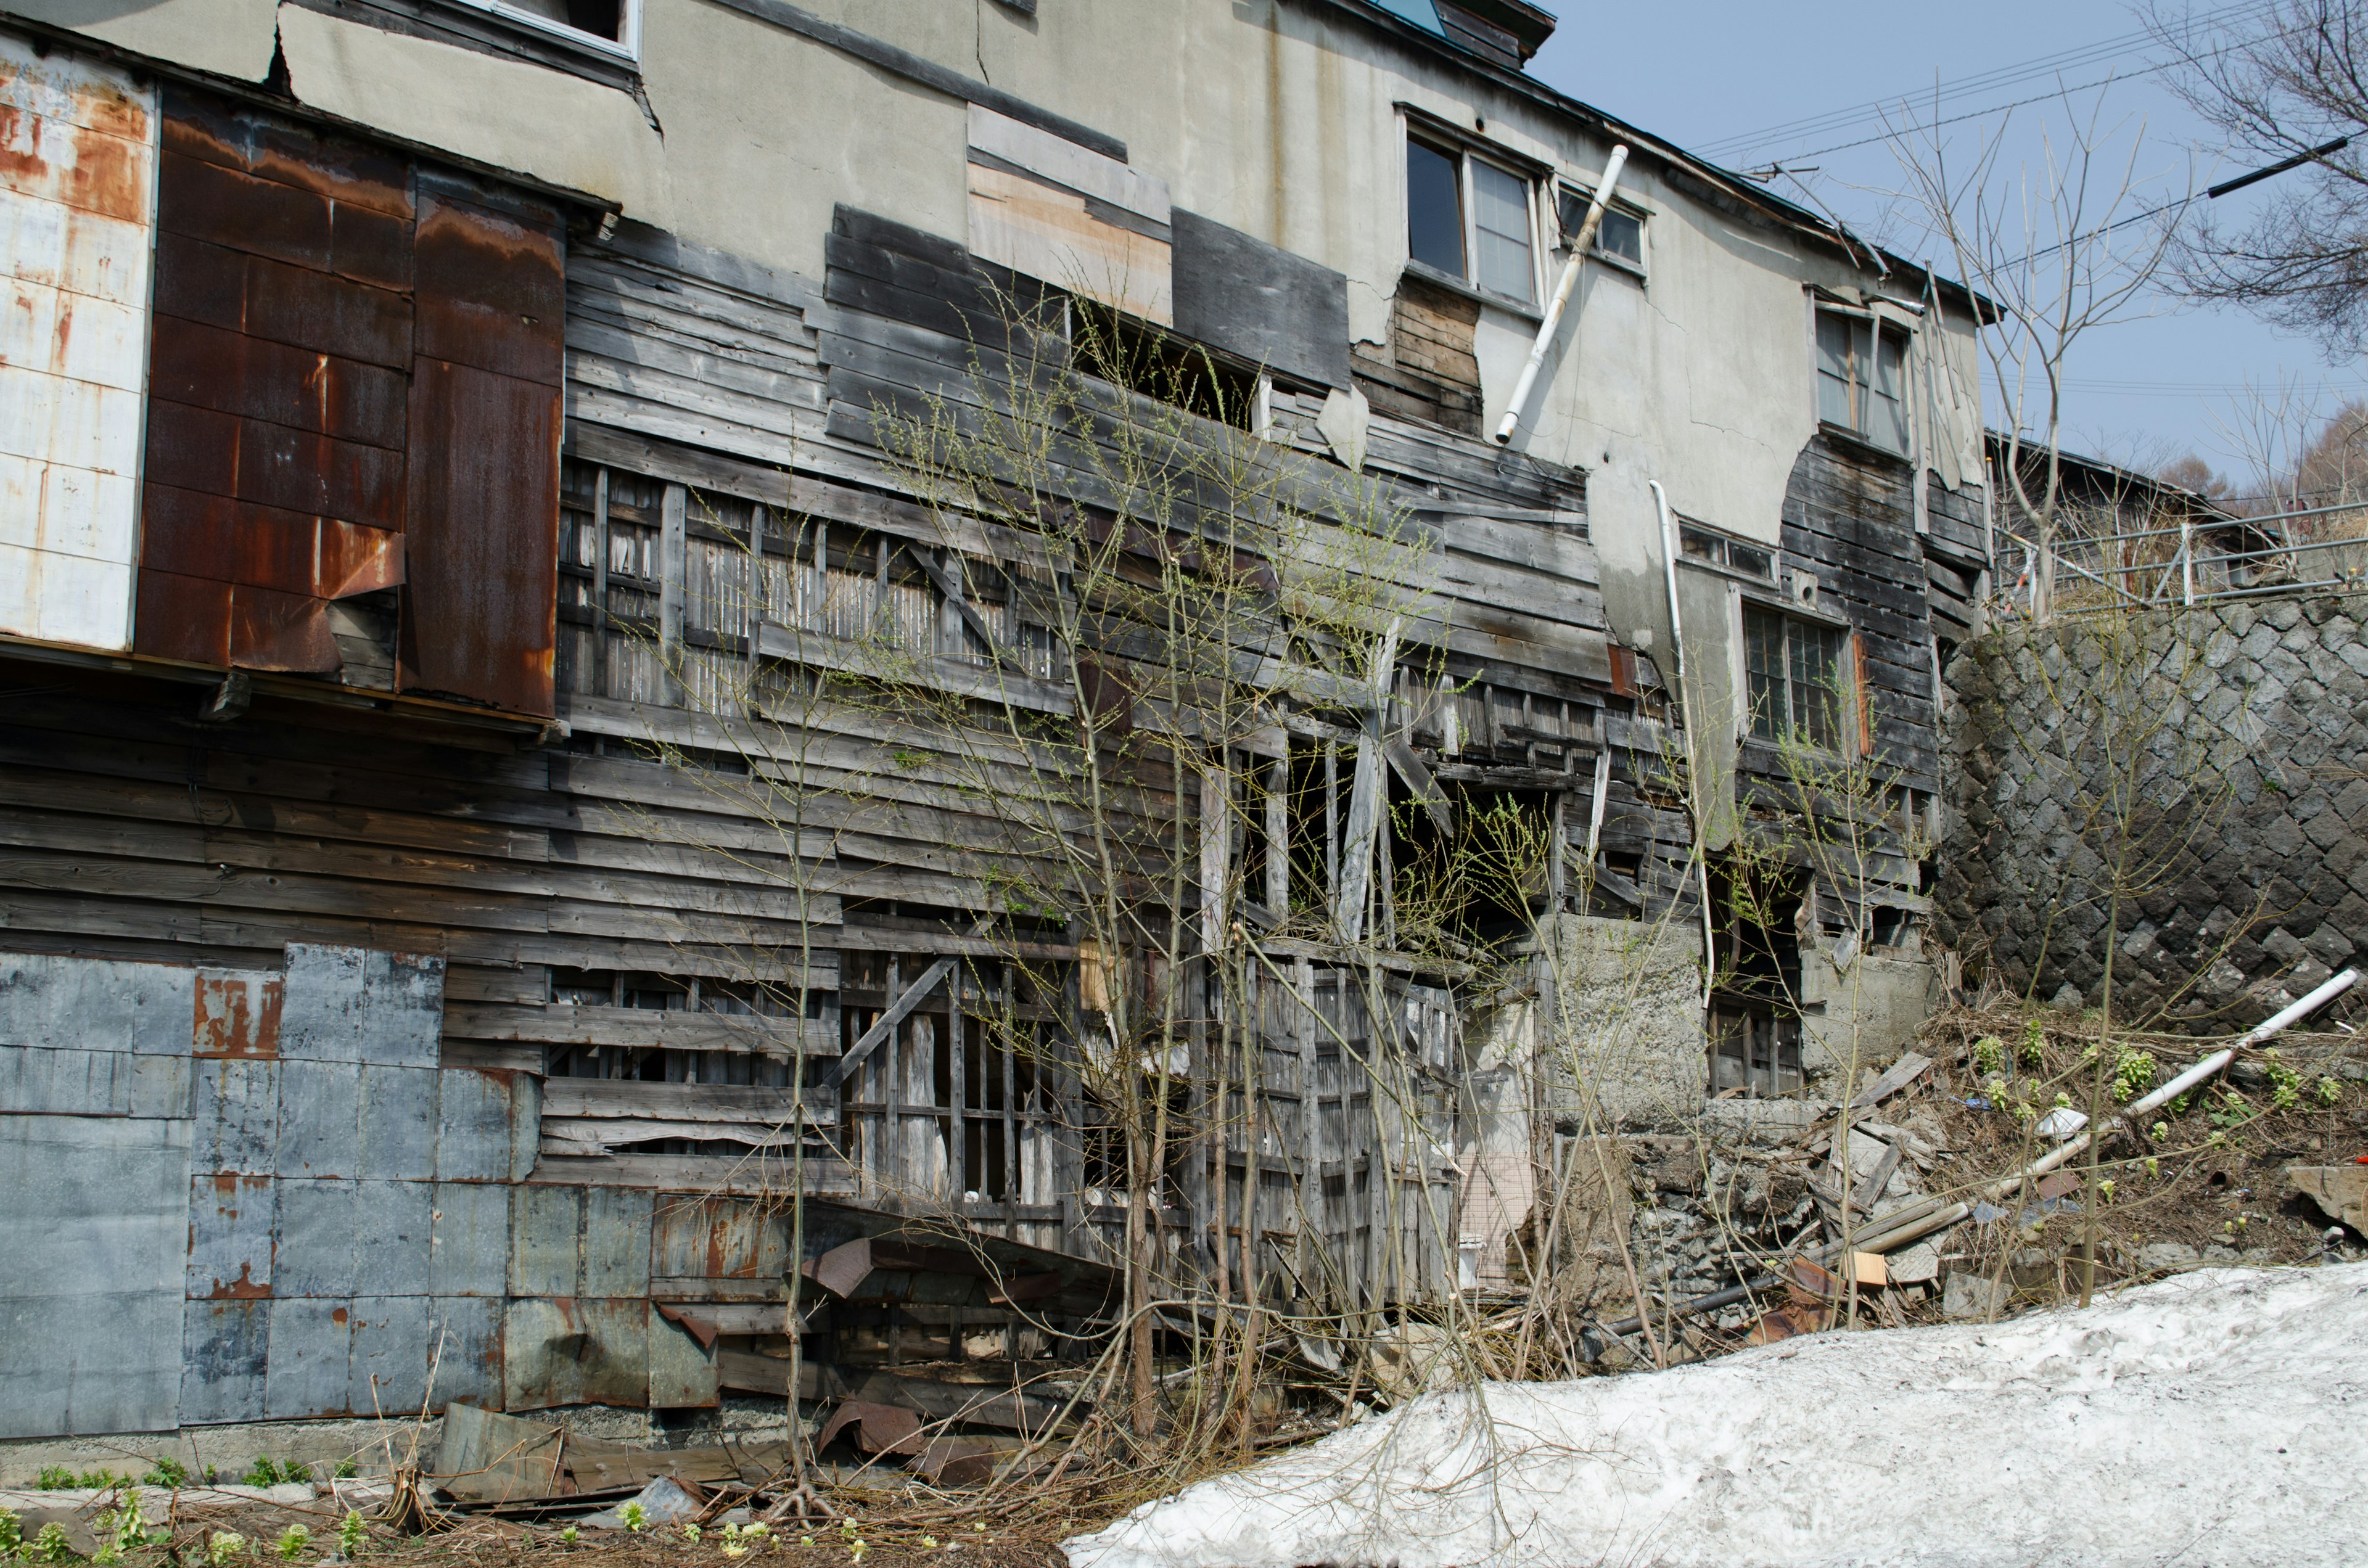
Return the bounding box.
[1938,593,2368,1028]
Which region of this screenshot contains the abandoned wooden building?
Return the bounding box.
[0,0,1989,1457]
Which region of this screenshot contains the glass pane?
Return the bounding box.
[1679,524,1723,564]
[1792,622,1843,748]
[1407,139,1466,277]
[1815,311,1856,428]
[1471,160,1534,301]
[1727,541,1773,580]
[1597,207,1643,266]
[1871,327,1910,450]
[1743,605,1785,741]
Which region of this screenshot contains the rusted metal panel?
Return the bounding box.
[280,942,444,1067]
[0,33,160,659]
[583,1184,653,1295]
[186,1171,273,1299]
[229,580,341,671]
[0,1114,191,1437]
[193,1057,278,1175]
[646,1308,719,1410]
[501,1297,648,1411]
[400,355,560,715]
[194,967,283,1058]
[142,489,405,601]
[149,315,409,446]
[181,1297,268,1424]
[429,1180,510,1295]
[158,151,331,271]
[131,567,231,664]
[413,184,563,387]
[651,1194,787,1283]
[507,1184,582,1297]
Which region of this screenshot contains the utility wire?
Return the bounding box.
[1991,134,2349,269]
[1700,0,2276,161]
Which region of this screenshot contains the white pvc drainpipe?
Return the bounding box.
[1494,144,1628,446]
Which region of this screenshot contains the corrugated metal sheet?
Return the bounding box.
[0,1114,190,1437]
[194,967,282,1058]
[0,36,157,654]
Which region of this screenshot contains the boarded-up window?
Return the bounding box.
[0,38,158,654]
[966,104,1171,325]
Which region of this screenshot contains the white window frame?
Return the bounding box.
[1557,178,1649,279]
[1403,117,1546,310]
[438,0,641,62]
[1812,302,1911,455]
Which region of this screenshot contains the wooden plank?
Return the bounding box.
[713,1347,844,1400]
[450,1001,839,1056]
[821,957,955,1089]
[544,1079,835,1119]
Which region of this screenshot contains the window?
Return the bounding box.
[1815,308,1908,452]
[440,0,637,57]
[1679,521,1774,581]
[1743,605,1848,749]
[1558,187,1645,271]
[1405,133,1537,306]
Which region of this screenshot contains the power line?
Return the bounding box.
[1698,0,2277,161]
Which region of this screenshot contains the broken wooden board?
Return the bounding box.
[1849,1051,1933,1110]
[713,1348,845,1400]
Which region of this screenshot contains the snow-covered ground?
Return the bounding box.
[1064,1265,2367,1568]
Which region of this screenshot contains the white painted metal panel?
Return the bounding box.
[0,36,158,654]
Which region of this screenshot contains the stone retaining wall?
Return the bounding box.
[1938,593,2368,1028]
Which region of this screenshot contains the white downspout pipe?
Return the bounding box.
[1494,144,1627,446]
[1652,478,1719,1003]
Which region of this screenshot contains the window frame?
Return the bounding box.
[436,0,641,64]
[1402,117,1545,310]
[1556,179,1649,279]
[1738,597,1855,754]
[1812,303,1911,455]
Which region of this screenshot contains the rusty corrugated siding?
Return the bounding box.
[0,36,158,654]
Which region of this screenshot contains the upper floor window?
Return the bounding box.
[1744,604,1848,750]
[1815,307,1907,453]
[443,0,638,58]
[1407,134,1537,306]
[1558,185,1646,273]
[1679,521,1774,581]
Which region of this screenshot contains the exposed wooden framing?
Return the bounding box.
[660,482,688,706]
[826,953,952,1091]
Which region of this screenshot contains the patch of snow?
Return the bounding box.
[1064,1265,2368,1568]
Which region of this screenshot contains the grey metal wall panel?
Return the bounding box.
[503,1298,647,1411]
[274,1177,358,1297]
[0,1044,130,1114]
[352,1180,434,1296]
[277,1059,361,1178]
[194,1059,278,1175]
[429,1181,510,1297]
[508,1184,581,1297]
[265,1297,352,1419]
[0,951,196,1056]
[0,1114,191,1437]
[435,1068,512,1181]
[647,1308,718,1410]
[583,1186,652,1296]
[186,1173,274,1299]
[358,1065,437,1180]
[1169,209,1352,390]
[130,1053,193,1118]
[281,945,443,1068]
[348,1295,431,1418]
[427,1295,503,1409]
[508,1071,540,1181]
[181,1297,268,1424]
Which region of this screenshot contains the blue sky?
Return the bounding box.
[1524,1,2357,490]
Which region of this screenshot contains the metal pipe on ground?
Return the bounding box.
[1597,967,2359,1344]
